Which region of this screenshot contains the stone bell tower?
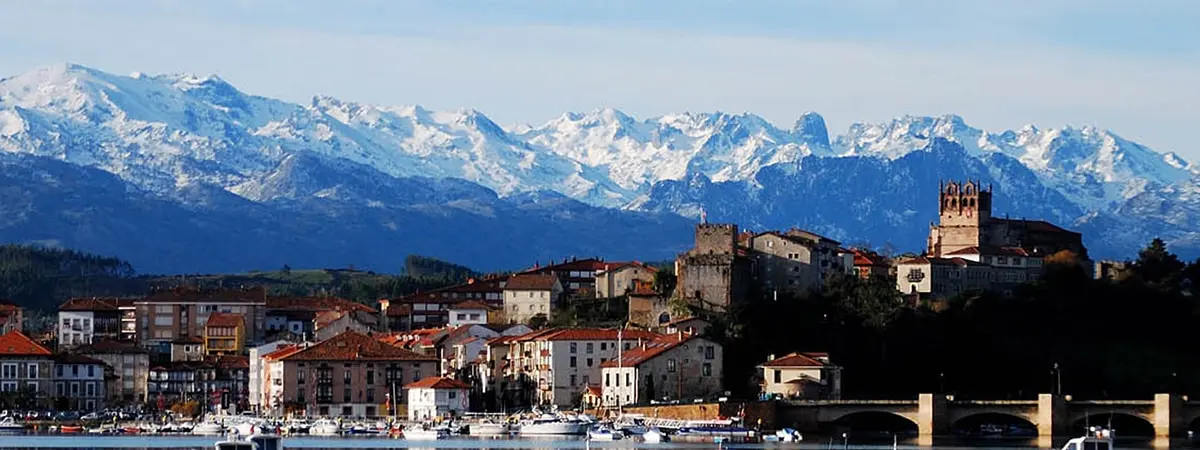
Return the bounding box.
[928,180,992,256]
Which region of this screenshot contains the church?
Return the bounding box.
[926,180,1088,260]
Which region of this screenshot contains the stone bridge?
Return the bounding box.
[777,394,1200,437]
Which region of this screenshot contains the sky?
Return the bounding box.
[1,0,1198,157]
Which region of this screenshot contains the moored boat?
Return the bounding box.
[467,419,511,436]
[0,417,24,433]
[59,425,84,434]
[403,426,449,440]
[308,419,340,436]
[518,415,590,435]
[588,426,622,441]
[643,427,669,443]
[192,422,226,435]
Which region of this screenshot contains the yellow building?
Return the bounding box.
[204,312,245,356]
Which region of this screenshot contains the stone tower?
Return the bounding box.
[693,223,737,256]
[928,180,992,256]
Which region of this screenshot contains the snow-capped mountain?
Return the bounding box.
[0,63,1197,270]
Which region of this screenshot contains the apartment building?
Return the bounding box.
[57,297,132,350]
[75,340,150,405]
[494,328,659,408]
[135,287,267,352]
[53,353,106,411]
[0,331,54,408]
[203,313,246,356]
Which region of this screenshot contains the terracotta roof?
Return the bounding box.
[523,328,659,342]
[55,353,104,365]
[504,274,559,291]
[0,331,51,356]
[172,336,204,345]
[584,385,603,397]
[405,376,471,390]
[760,352,832,368]
[262,344,305,360]
[850,249,890,267]
[524,258,608,273]
[140,286,267,304]
[59,297,128,311]
[313,310,346,329]
[601,333,705,368]
[283,331,437,362]
[896,256,987,267]
[75,340,148,354]
[944,246,1031,257]
[391,277,508,304]
[450,300,493,311]
[206,312,244,329]
[213,355,249,369]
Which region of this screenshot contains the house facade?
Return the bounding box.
[447,301,490,327]
[502,274,563,324]
[600,333,723,407]
[135,287,267,352]
[406,376,471,420]
[76,340,150,405]
[53,354,106,411]
[313,310,377,342]
[57,298,129,350]
[758,352,842,400]
[0,332,54,409]
[204,312,246,356]
[595,262,657,298]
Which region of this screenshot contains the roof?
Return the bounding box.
[55,353,104,365]
[584,385,603,397]
[944,246,1031,257]
[524,258,608,274]
[266,296,373,313]
[504,274,559,291]
[850,249,890,267]
[601,333,706,368]
[172,336,204,345]
[663,316,709,327]
[75,339,148,355]
[405,376,471,390]
[391,277,508,305]
[519,327,659,342]
[59,297,130,312]
[283,331,437,362]
[205,312,244,329]
[0,331,52,356]
[760,352,832,368]
[895,256,988,267]
[598,262,658,275]
[449,300,492,311]
[313,310,346,329]
[213,355,249,369]
[139,286,267,304]
[262,344,305,360]
[991,218,1076,234]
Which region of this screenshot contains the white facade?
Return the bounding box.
[58,311,95,349]
[447,307,488,327]
[248,340,290,412]
[54,358,106,411]
[407,386,469,420]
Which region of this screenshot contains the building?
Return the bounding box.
[75,339,150,405]
[675,223,753,310]
[580,385,603,409]
[259,344,306,417]
[406,376,471,420]
[313,310,378,342]
[595,262,658,298]
[927,180,1088,259]
[171,337,205,362]
[522,257,609,298]
[502,274,563,324]
[279,331,439,418]
[849,248,892,280]
[0,331,54,408]
[53,353,106,411]
[148,361,216,410]
[626,280,673,328]
[204,313,246,356]
[248,340,295,414]
[135,287,268,352]
[896,247,1043,300]
[748,231,840,296]
[447,301,491,327]
[758,352,842,400]
[658,317,711,336]
[387,277,507,329]
[494,328,660,408]
[265,296,372,341]
[57,297,131,350]
[601,332,723,407]
[212,355,250,414]
[0,301,22,335]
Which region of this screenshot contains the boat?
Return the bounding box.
[1061,427,1113,450]
[673,424,758,443]
[403,426,450,440]
[59,425,84,434]
[214,439,256,450]
[0,417,24,433]
[643,427,669,443]
[192,422,226,435]
[763,428,802,442]
[518,416,590,435]
[308,419,340,436]
[248,433,283,450]
[467,419,511,436]
[588,426,622,441]
[284,420,310,434]
[87,424,120,434]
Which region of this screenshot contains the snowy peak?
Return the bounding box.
[792,111,830,149]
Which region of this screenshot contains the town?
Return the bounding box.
[0,180,1187,438]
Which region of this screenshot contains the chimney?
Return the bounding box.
[378,299,390,332]
[768,354,776,362]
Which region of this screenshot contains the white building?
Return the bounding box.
[447,301,491,327]
[758,352,842,400]
[248,340,293,413]
[54,354,107,411]
[57,298,130,350]
[406,376,471,420]
[502,274,563,324]
[896,246,1042,299]
[601,333,723,407]
[496,328,659,407]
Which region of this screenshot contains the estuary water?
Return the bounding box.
[0,435,1198,450]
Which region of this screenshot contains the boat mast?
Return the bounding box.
[617,325,623,415]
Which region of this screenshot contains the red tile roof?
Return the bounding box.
[522,327,659,342]
[450,300,493,311]
[505,274,559,291]
[601,333,705,368]
[760,352,832,368]
[206,312,244,329]
[213,355,250,369]
[59,297,130,311]
[0,331,51,356]
[262,344,305,360]
[405,376,471,390]
[141,286,267,304]
[896,256,987,267]
[849,248,890,267]
[75,340,148,354]
[284,331,436,362]
[266,296,373,313]
[584,385,603,397]
[524,258,608,273]
[391,277,508,304]
[944,246,1031,257]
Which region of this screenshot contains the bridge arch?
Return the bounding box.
[952,412,1037,436]
[825,411,919,434]
[1072,412,1155,437]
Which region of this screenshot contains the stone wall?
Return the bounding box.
[693,224,737,256]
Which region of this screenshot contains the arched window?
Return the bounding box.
[658,312,671,324]
[969,198,976,208]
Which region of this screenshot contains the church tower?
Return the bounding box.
[928,180,992,256]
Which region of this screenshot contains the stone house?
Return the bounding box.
[758,352,842,400]
[313,310,378,342]
[75,339,150,405]
[600,332,723,407]
[279,330,438,418]
[675,223,752,310]
[171,337,205,362]
[406,376,471,420]
[502,274,563,324]
[595,262,658,298]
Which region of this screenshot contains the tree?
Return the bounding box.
[1132,238,1185,291]
[528,313,549,329]
[653,271,677,297]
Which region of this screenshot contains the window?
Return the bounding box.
[1,364,15,379]
[85,400,95,411]
[583,375,589,385]
[456,313,467,321]
[605,373,610,387]
[625,373,631,386]
[62,318,70,328]
[569,357,577,368]
[586,358,593,367]
[586,343,594,354]
[82,318,91,329]
[570,374,577,386]
[298,370,305,385]
[341,406,352,416]
[702,363,712,376]
[469,314,480,320]
[0,382,14,392]
[448,390,457,399]
[86,382,95,396]
[773,369,781,383]
[705,346,715,360]
[154,315,174,326]
[343,366,352,384]
[366,370,375,385]
[366,388,375,402]
[72,365,79,376]
[343,387,352,402]
[600,342,607,351]
[297,390,305,404]
[55,383,64,396]
[56,365,63,377]
[570,343,577,354]
[667,359,677,372]
[70,382,79,395]
[25,381,36,392]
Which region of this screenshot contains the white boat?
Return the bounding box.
[468,420,511,436]
[192,422,226,435]
[214,440,256,450]
[588,426,622,441]
[233,422,257,436]
[769,428,802,442]
[308,419,340,436]
[248,433,283,450]
[519,416,590,436]
[0,417,24,432]
[643,427,669,443]
[403,427,450,440]
[1062,427,1114,450]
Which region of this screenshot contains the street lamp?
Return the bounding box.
[939,373,945,393]
[1051,363,1062,396]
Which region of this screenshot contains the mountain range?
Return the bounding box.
[0,63,1196,273]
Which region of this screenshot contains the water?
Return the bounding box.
[3,435,1200,450]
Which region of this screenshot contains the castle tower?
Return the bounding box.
[693,223,737,256]
[928,180,992,256]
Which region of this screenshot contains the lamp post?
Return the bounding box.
[1051,363,1062,396]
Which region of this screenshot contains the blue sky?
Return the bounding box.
[2,0,1198,157]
